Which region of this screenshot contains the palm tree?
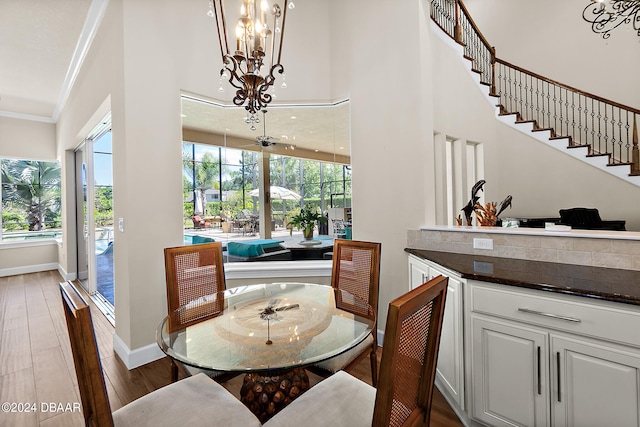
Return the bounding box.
[182,150,220,215]
[1,160,61,231]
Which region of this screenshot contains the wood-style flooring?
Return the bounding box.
[0,270,463,427]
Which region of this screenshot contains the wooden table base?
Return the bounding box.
[240,368,310,423]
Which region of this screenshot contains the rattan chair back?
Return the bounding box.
[331,239,381,321]
[164,242,226,332]
[373,275,448,427]
[330,239,381,384]
[60,281,115,427]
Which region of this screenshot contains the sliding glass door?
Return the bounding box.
[75,119,114,323]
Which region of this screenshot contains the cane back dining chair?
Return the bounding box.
[309,239,381,386]
[263,275,449,427]
[164,242,226,382]
[59,281,260,427]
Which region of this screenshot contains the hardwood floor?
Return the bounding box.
[0,271,463,426]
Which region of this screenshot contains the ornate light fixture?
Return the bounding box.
[208,0,291,129]
[583,0,640,39]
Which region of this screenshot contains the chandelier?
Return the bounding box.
[208,0,291,129]
[582,0,640,39]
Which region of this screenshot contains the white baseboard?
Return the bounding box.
[0,263,59,278]
[57,264,77,281]
[113,333,165,370]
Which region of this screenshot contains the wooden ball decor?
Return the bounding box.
[240,368,310,422]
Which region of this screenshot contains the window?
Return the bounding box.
[1,159,62,240]
[182,142,351,228]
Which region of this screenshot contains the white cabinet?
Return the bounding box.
[408,255,465,410]
[551,335,640,427]
[470,316,550,427]
[468,280,640,427]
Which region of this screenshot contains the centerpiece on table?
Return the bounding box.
[288,205,327,245]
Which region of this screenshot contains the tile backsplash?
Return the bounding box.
[408,227,640,271]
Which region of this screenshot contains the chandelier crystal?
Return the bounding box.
[209,0,290,128]
[583,0,640,39]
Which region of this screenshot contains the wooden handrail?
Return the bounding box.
[431,0,640,173]
[456,0,495,56]
[495,58,640,115]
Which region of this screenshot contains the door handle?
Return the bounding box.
[537,346,541,395]
[517,308,581,323]
[556,351,561,403]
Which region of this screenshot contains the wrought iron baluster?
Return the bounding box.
[613,107,621,163]
[558,87,564,136]
[578,94,583,144]
[590,98,596,152]
[595,99,601,152]
[564,89,570,141]
[624,110,631,164]
[518,70,523,117]
[535,78,541,127]
[571,92,576,144]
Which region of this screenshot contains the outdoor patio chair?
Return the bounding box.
[192,215,210,229]
[59,281,260,427]
[263,275,449,427]
[307,239,381,386]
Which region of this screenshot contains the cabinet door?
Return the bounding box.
[408,256,465,410]
[471,316,550,427]
[409,256,430,290]
[434,272,465,410]
[551,335,640,427]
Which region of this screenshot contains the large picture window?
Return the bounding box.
[182,142,351,229]
[1,159,62,240]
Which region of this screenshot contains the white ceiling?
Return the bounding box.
[0,0,95,122]
[181,96,350,158]
[0,0,350,158]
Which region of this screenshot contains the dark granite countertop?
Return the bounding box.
[405,248,640,307]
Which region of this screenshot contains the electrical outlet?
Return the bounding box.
[118,218,125,232]
[473,238,493,250]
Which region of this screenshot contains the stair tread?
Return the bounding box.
[607,162,633,166]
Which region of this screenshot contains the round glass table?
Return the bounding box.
[156,282,375,421]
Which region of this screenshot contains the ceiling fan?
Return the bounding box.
[253,110,296,150]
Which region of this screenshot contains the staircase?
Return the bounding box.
[430,0,640,187]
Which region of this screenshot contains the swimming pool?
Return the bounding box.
[2,230,63,240]
[183,235,216,245]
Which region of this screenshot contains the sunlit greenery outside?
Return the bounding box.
[1,159,62,240]
[182,142,351,229]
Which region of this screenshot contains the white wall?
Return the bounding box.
[329,0,436,326]
[0,110,57,275]
[430,19,640,231]
[0,116,56,160]
[0,243,59,277]
[464,0,640,111]
[6,0,636,366]
[55,0,337,362]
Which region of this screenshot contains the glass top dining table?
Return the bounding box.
[156,282,376,373]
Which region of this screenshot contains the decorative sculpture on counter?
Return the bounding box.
[474,202,497,226]
[460,179,486,226]
[496,195,513,218]
[455,180,512,227]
